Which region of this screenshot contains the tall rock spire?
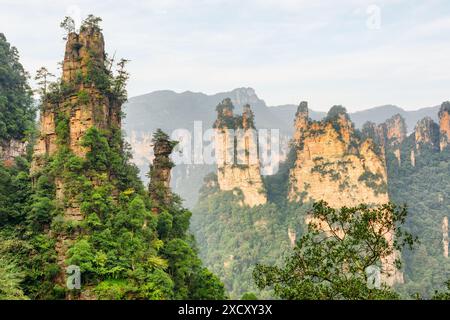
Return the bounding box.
[288,103,402,286]
[148,129,177,212]
[385,114,407,146]
[30,17,125,291]
[293,101,309,142]
[288,103,389,208]
[214,99,267,207]
[414,117,440,152]
[439,101,450,151]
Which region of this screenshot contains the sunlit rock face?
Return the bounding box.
[288,103,403,286]
[32,27,121,170]
[439,102,450,151]
[288,104,389,207]
[30,25,123,288]
[214,99,267,207]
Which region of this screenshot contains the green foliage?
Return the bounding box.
[253,201,415,300]
[80,15,102,32]
[0,18,224,301]
[358,171,387,195]
[192,188,307,299]
[0,33,36,141]
[388,141,450,298]
[55,112,70,145]
[60,16,75,37]
[324,105,350,123]
[0,256,28,300]
[432,280,450,300]
[77,90,90,105]
[241,292,258,300]
[264,146,297,204]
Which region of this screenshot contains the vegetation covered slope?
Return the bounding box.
[388,140,450,298]
[191,173,309,299]
[0,16,225,300]
[191,105,450,299]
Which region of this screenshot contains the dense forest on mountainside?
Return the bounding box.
[191,172,310,298]
[1,14,450,302]
[388,142,450,298]
[0,16,225,300]
[192,103,450,299]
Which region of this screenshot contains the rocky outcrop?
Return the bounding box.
[31,25,123,289]
[0,139,27,166]
[32,26,121,181]
[288,104,389,207]
[288,103,402,285]
[214,99,267,207]
[385,114,407,146]
[414,117,440,152]
[439,102,450,151]
[362,114,407,166]
[148,130,177,211]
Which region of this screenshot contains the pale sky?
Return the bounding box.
[1,0,449,112]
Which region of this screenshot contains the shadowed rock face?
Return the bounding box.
[214,99,267,207]
[0,139,27,166]
[361,114,407,165]
[414,117,440,152]
[288,103,389,208]
[439,102,450,151]
[148,132,177,210]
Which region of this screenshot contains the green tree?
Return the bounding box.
[0,256,28,300]
[241,292,258,300]
[0,33,35,141]
[60,16,76,38]
[253,201,416,300]
[432,280,450,300]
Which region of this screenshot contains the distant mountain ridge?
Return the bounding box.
[269,104,440,133]
[125,88,440,137]
[123,87,441,207]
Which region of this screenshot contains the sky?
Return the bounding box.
[1,0,450,112]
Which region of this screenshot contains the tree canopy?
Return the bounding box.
[0,33,35,142]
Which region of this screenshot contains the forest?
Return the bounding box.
[1,15,450,301]
[0,17,224,300]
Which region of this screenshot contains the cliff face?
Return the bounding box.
[385,114,407,146]
[0,139,27,166]
[288,103,404,285]
[288,104,389,207]
[414,117,440,152]
[32,27,121,176]
[148,130,177,211]
[214,99,267,207]
[439,102,450,151]
[31,26,122,287]
[362,114,407,165]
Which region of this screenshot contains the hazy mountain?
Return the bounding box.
[123,87,289,136]
[123,87,441,207]
[269,104,440,133]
